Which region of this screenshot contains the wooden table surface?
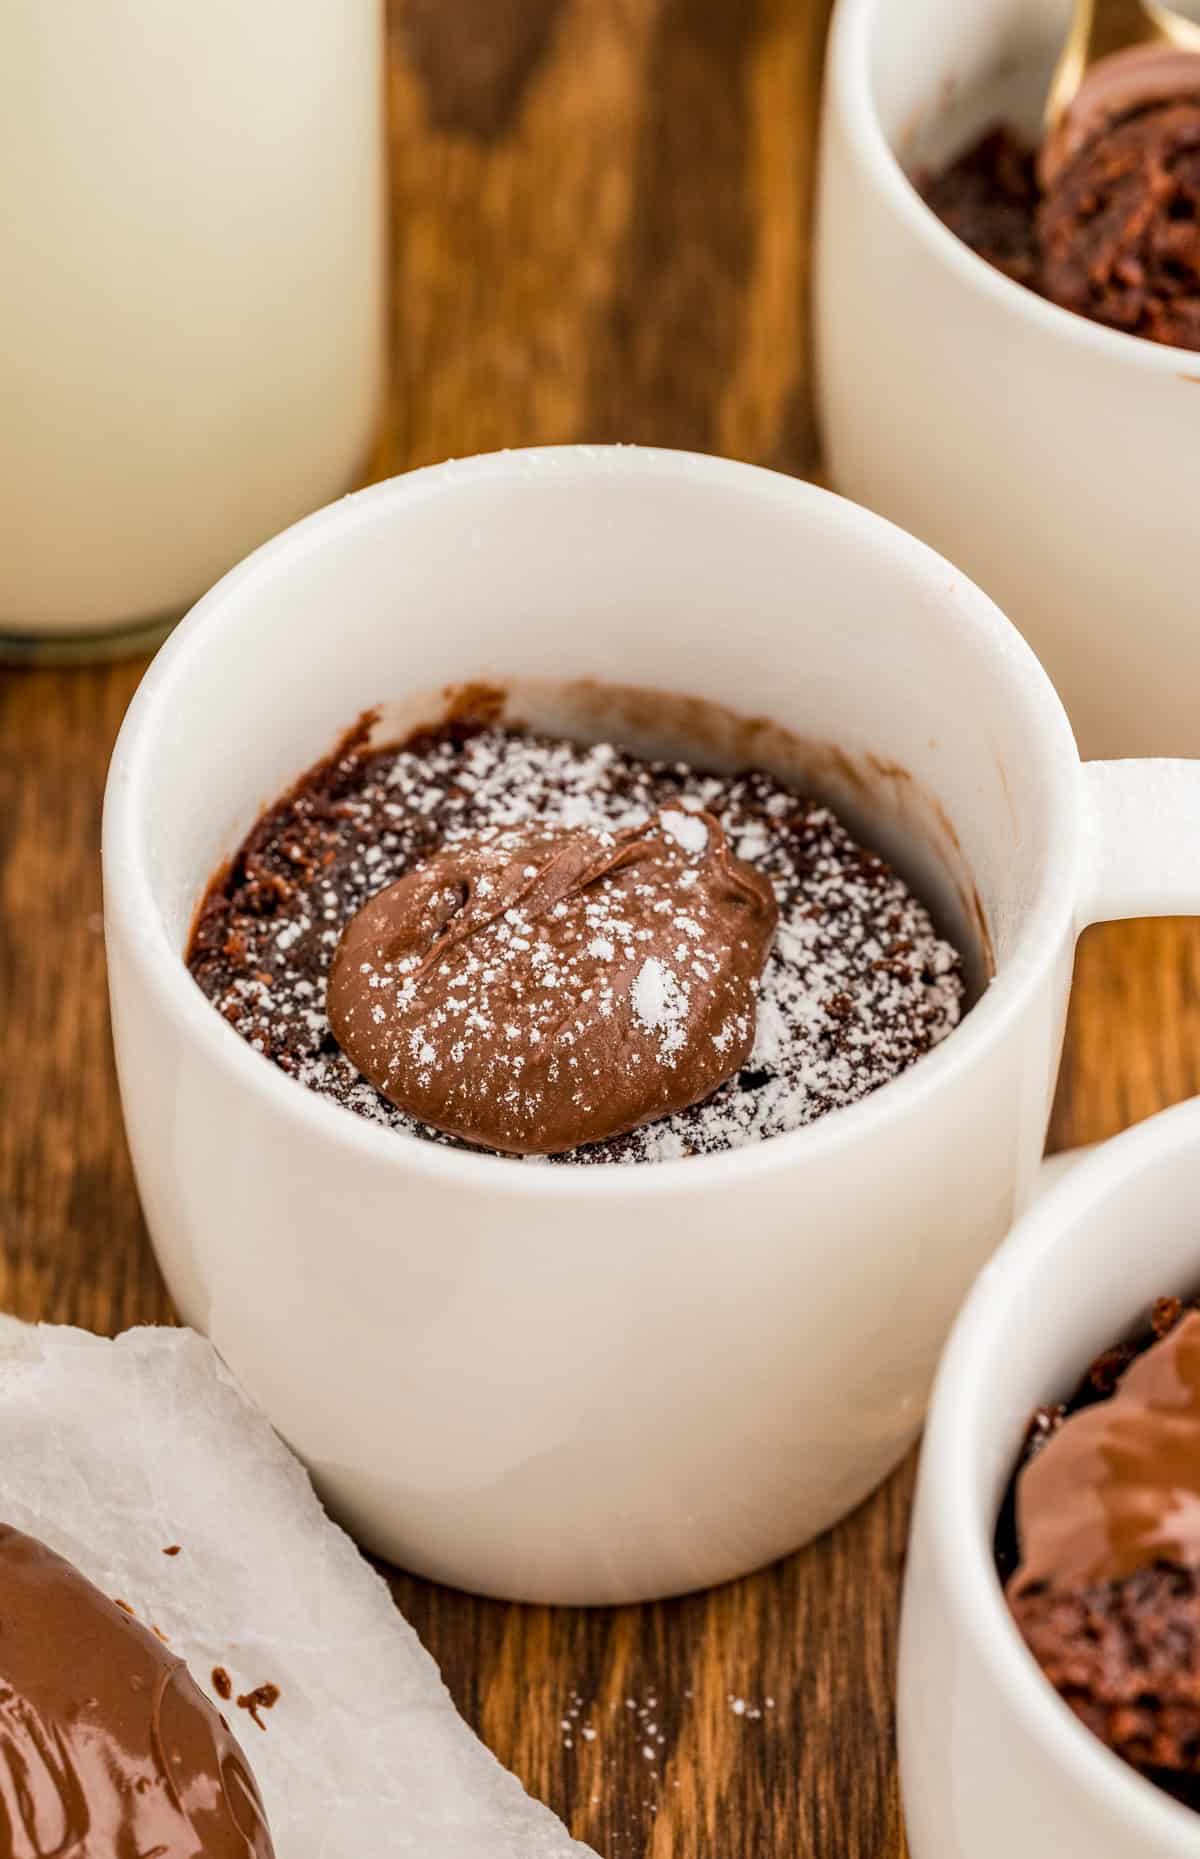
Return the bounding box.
[4,3,1200,1854]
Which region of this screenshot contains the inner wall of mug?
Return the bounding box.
[866,0,1064,168]
[128,458,1067,998]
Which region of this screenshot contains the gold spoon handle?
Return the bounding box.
[1082,0,1170,59]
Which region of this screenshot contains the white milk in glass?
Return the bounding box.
[1,1,384,651]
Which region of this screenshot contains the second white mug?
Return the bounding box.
[816,0,1200,759]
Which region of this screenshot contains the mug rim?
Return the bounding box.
[103,443,1083,1198]
[827,0,1200,372]
[917,1097,1200,1850]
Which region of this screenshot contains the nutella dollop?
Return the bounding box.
[1010,1310,1200,1595]
[327,809,778,1155]
[0,1523,274,1857]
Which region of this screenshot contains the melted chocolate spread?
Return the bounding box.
[1011,1310,1200,1594]
[0,1524,274,1857]
[328,809,778,1154]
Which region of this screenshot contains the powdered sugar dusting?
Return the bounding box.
[188,723,966,1165]
[630,956,690,1063]
[659,809,709,856]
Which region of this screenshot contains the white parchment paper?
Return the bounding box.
[0,1317,599,1858]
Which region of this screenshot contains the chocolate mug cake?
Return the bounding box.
[187,699,966,1163]
[997,1294,1200,1812]
[923,46,1200,350]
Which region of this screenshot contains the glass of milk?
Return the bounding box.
[1,1,385,660]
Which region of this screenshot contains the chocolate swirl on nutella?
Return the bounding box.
[0,1523,274,1857]
[328,809,779,1155]
[1011,1310,1200,1594]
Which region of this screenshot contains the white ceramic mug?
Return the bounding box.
[816,0,1200,761]
[900,1099,1200,1859]
[102,446,1200,1604]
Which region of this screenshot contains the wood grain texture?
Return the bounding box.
[3,2,1200,1854]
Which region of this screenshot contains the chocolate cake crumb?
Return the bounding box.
[923,124,1041,288]
[188,720,965,1163]
[1153,1294,1185,1337]
[1011,1565,1200,1780]
[1039,101,1200,349]
[238,1682,282,1730]
[212,1665,233,1701]
[1087,1343,1137,1397]
[163,1543,182,1556]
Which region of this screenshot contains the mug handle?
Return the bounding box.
[1078,760,1200,930]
